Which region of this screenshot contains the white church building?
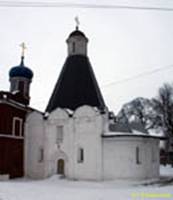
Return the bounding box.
[25,25,162,181]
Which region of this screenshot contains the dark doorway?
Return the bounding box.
[57,159,65,175]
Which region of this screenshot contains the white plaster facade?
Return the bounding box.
[25,105,161,181]
[103,136,159,180]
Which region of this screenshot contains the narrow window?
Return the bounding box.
[12,117,23,137]
[11,80,19,92]
[18,81,25,94]
[152,146,156,162]
[38,148,44,163]
[72,42,75,53]
[77,148,84,163]
[56,126,63,143]
[24,82,29,97]
[136,147,141,164]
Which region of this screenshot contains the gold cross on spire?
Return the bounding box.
[75,16,80,30]
[20,42,27,57]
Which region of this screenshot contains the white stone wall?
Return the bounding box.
[46,108,72,178]
[103,136,160,180]
[72,106,103,180]
[25,111,46,179]
[25,106,160,181]
[46,106,104,181]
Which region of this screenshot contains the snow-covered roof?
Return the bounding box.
[64,108,74,116]
[103,131,166,139]
[148,129,165,137]
[130,121,148,134]
[109,121,148,134]
[109,122,131,133]
[107,120,166,139]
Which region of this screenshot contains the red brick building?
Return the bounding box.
[0,55,33,178]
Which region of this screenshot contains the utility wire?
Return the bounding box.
[102,64,173,88]
[31,64,173,106]
[0,1,173,11]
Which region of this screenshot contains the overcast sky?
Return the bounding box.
[0,0,173,114]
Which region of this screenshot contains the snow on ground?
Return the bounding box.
[160,164,173,177]
[0,166,173,200]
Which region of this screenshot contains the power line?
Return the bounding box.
[31,64,173,106]
[102,64,173,88]
[0,1,173,11]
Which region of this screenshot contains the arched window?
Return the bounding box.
[136,147,141,164]
[152,146,156,162]
[56,125,63,143]
[77,148,84,163]
[38,148,44,163]
[18,81,25,94]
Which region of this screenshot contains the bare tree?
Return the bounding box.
[117,97,155,131]
[152,83,173,165]
[152,83,173,137]
[118,83,173,164]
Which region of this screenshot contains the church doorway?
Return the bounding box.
[57,159,65,175]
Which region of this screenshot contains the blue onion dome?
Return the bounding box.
[9,56,33,79]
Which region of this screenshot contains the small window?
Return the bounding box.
[136,147,141,164]
[11,80,19,92]
[24,82,29,96]
[56,126,63,143]
[152,146,156,162]
[12,117,23,137]
[38,148,44,163]
[72,42,75,53]
[77,148,84,163]
[19,81,25,94]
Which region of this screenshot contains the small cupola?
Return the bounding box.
[66,18,88,56]
[9,56,33,80]
[9,43,33,105]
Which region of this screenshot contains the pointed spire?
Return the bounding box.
[75,16,80,30]
[19,42,27,67]
[20,56,24,66]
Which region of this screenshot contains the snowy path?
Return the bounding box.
[0,166,172,200]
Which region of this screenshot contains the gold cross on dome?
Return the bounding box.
[20,42,27,57]
[75,16,80,30]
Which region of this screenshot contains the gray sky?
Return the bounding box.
[0,0,173,114]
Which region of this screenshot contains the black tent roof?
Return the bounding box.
[46,55,106,113]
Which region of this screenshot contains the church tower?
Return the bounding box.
[46,23,106,112]
[66,24,88,56]
[9,43,33,105]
